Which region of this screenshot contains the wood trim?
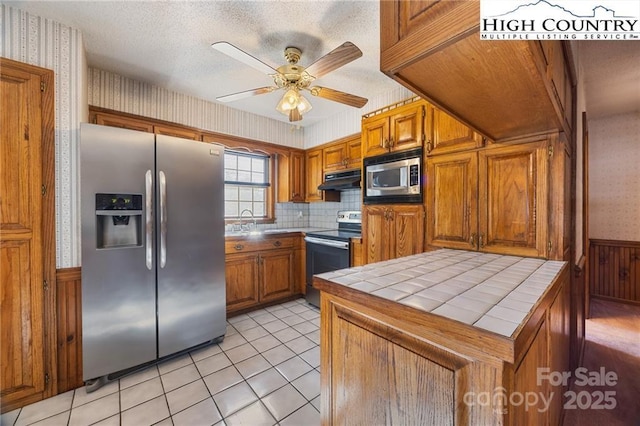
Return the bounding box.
[89,106,294,156]
[55,268,83,393]
[589,239,640,303]
[589,239,640,248]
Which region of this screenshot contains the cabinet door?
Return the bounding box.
[345,135,362,169]
[277,151,305,203]
[305,149,323,202]
[290,151,305,202]
[154,124,201,140]
[260,249,295,302]
[478,141,548,257]
[426,152,478,250]
[426,107,483,155]
[323,143,348,172]
[362,115,390,158]
[363,206,391,264]
[392,205,425,258]
[1,61,50,410]
[389,103,424,152]
[225,254,260,314]
[94,112,153,132]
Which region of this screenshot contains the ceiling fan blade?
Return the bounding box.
[217,86,277,103]
[212,41,276,75]
[305,42,362,79]
[309,86,368,108]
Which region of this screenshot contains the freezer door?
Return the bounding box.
[156,135,226,357]
[80,123,157,380]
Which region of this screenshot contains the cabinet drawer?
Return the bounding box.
[225,236,295,254]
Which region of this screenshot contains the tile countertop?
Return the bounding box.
[314,249,566,338]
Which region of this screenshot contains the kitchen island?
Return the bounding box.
[313,249,569,425]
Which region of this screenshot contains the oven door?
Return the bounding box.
[305,237,350,308]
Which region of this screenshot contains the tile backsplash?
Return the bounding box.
[307,190,361,229]
[249,189,362,232]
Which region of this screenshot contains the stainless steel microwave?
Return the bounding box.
[363,147,423,204]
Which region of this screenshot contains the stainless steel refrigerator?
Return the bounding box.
[80,123,225,386]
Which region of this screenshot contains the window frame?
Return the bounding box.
[222,147,276,224]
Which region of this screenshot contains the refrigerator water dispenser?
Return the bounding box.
[95,193,143,248]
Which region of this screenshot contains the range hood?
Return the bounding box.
[318,169,361,191]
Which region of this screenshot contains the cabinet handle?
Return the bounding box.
[426,139,433,153]
[234,244,244,251]
[273,240,282,247]
[470,233,476,247]
[479,233,485,248]
[256,257,260,264]
[389,136,394,148]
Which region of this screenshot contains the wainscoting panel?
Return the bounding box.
[589,239,640,304]
[56,267,83,393]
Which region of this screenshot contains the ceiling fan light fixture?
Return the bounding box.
[276,87,312,121]
[276,88,299,113]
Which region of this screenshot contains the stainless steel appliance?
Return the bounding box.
[318,168,361,191]
[80,123,226,388]
[363,147,422,204]
[304,210,361,308]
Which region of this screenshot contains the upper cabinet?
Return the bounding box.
[93,110,154,133]
[153,124,201,141]
[425,105,485,156]
[277,150,305,203]
[323,134,362,172]
[380,1,574,141]
[362,101,425,157]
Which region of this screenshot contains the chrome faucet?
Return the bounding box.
[239,209,256,232]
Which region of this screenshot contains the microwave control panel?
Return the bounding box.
[409,164,420,187]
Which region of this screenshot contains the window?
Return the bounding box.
[224,150,270,219]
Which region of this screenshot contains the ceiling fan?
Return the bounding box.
[212,41,368,122]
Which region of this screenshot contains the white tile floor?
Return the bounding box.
[2,299,321,426]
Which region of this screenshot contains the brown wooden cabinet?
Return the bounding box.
[305,148,324,202]
[304,148,339,202]
[362,204,424,264]
[1,58,56,413]
[277,149,305,203]
[317,257,570,425]
[380,1,574,141]
[225,234,301,315]
[153,124,201,140]
[93,111,154,132]
[323,134,361,172]
[225,253,260,313]
[362,101,425,158]
[259,249,295,302]
[427,138,549,258]
[425,105,484,156]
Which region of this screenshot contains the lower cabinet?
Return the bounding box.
[225,235,302,315]
[362,204,425,264]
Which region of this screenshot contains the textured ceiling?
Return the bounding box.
[5,1,639,125]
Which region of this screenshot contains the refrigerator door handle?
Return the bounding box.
[159,170,167,268]
[145,169,153,270]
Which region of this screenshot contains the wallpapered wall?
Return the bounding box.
[1,4,86,268]
[588,111,640,241]
[87,68,304,149]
